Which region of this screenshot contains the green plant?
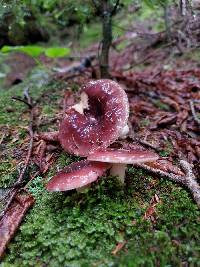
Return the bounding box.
[1,45,71,58]
[143,0,174,8]
[0,0,95,47]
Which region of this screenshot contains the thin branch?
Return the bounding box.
[136,163,186,184]
[12,96,33,109]
[136,139,162,153]
[189,100,200,125]
[136,159,200,208]
[179,160,200,207]
[0,132,6,145]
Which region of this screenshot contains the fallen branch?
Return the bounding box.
[0,192,34,259]
[136,159,200,208]
[179,160,200,206]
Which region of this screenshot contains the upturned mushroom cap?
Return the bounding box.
[87,148,159,164]
[59,80,129,156]
[46,160,110,191]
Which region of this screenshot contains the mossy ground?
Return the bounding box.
[1,5,200,266]
[1,166,200,266]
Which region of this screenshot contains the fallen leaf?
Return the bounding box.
[143,194,161,222]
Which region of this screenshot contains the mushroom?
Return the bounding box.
[45,79,158,191]
[46,160,110,191]
[87,148,159,183]
[58,79,129,156]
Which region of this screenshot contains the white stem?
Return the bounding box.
[119,124,129,139]
[110,163,127,184]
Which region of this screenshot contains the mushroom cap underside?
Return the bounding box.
[46,160,110,191]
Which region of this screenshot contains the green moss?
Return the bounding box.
[2,167,199,266]
[0,67,66,126]
[182,48,200,61]
[42,105,56,116]
[152,99,171,111]
[46,152,81,179]
[159,140,174,157]
[139,118,151,127]
[118,186,200,266]
[1,8,200,265]
[0,68,48,125]
[0,161,17,188]
[0,53,11,86]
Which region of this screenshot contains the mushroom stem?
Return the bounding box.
[110,163,127,184]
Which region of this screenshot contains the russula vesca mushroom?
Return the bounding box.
[58,79,129,156]
[87,148,159,183]
[45,79,158,191]
[46,160,110,191]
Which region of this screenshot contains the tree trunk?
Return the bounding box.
[92,0,119,78]
[100,3,112,78]
[163,5,172,41]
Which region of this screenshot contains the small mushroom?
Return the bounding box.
[87,148,159,183]
[59,79,129,156]
[46,160,110,191]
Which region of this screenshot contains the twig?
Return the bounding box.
[12,96,33,109]
[0,89,34,221]
[136,159,200,208]
[136,138,161,153]
[0,133,6,145]
[136,163,186,184]
[179,160,200,207]
[189,100,200,125]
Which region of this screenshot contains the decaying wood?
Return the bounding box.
[0,192,34,259]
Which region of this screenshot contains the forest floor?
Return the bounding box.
[0,7,200,267]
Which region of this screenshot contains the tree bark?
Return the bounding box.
[163,5,172,41]
[100,7,112,78]
[92,0,119,78]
